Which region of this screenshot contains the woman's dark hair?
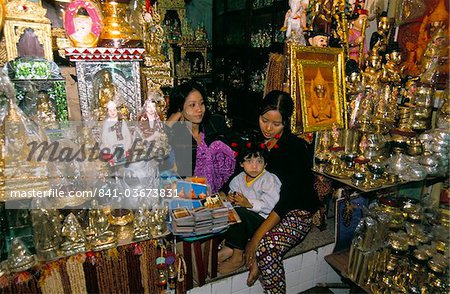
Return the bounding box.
[167,80,208,118]
[259,90,294,131]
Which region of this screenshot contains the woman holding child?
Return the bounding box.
[220,90,321,293]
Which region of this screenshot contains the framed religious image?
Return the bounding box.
[289,45,347,133]
[64,0,102,48]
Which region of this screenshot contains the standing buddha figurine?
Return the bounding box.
[370,11,393,59]
[96,70,117,120]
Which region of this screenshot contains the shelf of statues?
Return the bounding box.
[312,126,449,193]
[0,204,172,274]
[346,198,449,293]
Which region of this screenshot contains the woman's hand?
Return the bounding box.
[245,238,258,267]
[166,112,183,128]
[231,192,253,208]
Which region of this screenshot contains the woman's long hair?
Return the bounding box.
[167,80,208,119]
[259,90,294,133]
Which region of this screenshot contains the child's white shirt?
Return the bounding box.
[229,170,281,219]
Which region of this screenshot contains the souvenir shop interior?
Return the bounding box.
[0,0,448,293]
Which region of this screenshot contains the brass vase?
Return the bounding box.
[99,0,142,48]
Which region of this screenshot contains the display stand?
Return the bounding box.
[65,48,145,120]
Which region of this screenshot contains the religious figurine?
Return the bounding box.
[307,30,330,47]
[96,70,117,121]
[380,42,404,85]
[87,201,117,251]
[369,12,393,58]
[142,5,165,60]
[348,9,368,65]
[420,28,449,86]
[133,206,151,241]
[35,91,56,123]
[68,7,99,47]
[310,68,333,124]
[414,0,448,70]
[362,49,382,91]
[282,0,308,44]
[101,100,133,165]
[31,202,63,261]
[60,213,86,256]
[6,238,37,272]
[138,93,164,140]
[346,60,363,95]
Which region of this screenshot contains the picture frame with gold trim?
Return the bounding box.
[289,45,347,134]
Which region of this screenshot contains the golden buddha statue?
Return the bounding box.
[96,70,117,120]
[362,49,382,91]
[421,28,449,86]
[87,201,117,251]
[35,92,57,123]
[31,205,63,261]
[380,43,404,85]
[310,68,333,124]
[369,12,393,57]
[60,213,86,256]
[2,98,49,196]
[133,206,151,241]
[415,0,449,68]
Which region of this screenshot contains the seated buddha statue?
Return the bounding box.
[35,92,56,123]
[60,213,86,256]
[380,43,404,85]
[88,200,116,251]
[362,49,382,91]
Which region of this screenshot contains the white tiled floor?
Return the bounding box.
[189,243,342,294]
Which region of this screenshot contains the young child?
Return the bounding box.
[218,142,281,274]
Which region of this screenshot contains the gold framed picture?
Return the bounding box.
[289,45,347,133]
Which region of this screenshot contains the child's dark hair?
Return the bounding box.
[237,141,268,164]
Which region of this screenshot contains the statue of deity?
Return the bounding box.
[96,70,117,121]
[420,28,449,86]
[31,204,63,261]
[35,91,57,123]
[282,0,308,44]
[133,206,151,241]
[60,213,86,256]
[87,201,116,251]
[369,11,393,59]
[69,7,99,48]
[380,42,404,85]
[138,94,164,140]
[101,100,133,164]
[348,9,368,64]
[362,49,382,91]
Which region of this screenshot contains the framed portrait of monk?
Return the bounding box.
[289,45,347,133]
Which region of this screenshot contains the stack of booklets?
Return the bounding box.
[170,194,238,236]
